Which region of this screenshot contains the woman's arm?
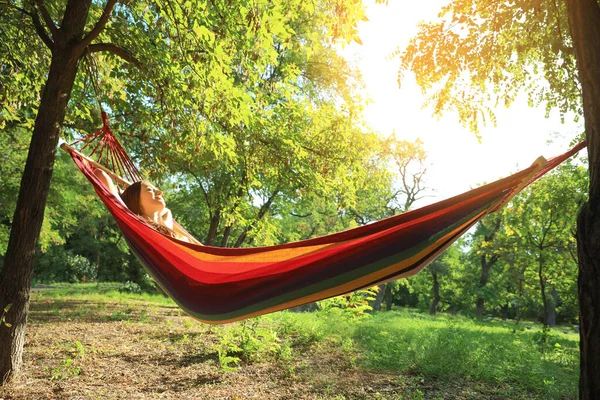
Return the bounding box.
[93,168,122,199]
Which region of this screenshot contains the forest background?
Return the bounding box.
[0,0,587,329]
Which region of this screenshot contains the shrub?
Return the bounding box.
[35,248,97,283]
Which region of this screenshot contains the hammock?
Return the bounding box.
[61,114,586,324]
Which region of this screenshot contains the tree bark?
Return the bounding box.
[220,225,231,247]
[538,255,549,326]
[429,270,440,315]
[0,0,96,384]
[371,283,385,312]
[546,287,558,328]
[475,255,497,317]
[205,210,221,246]
[384,282,393,311]
[501,303,509,321]
[565,0,600,397]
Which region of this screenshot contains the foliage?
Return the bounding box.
[213,319,281,371]
[0,304,11,328]
[397,0,581,133]
[118,281,142,294]
[318,286,379,320]
[397,243,468,314]
[34,248,96,284]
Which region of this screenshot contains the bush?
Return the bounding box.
[119,281,142,294]
[35,248,97,283]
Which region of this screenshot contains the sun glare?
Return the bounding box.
[341,0,582,206]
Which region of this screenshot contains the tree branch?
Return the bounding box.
[85,43,142,69]
[34,0,60,39]
[79,0,117,48]
[290,212,312,218]
[29,4,54,49]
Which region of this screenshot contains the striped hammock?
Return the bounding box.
[62,114,586,324]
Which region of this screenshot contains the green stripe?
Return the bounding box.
[187,202,492,322]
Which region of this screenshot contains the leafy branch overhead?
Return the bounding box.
[397,0,581,133]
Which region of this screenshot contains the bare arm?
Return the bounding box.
[93,168,120,196]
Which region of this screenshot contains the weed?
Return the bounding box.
[182,318,195,329]
[46,341,86,380]
[139,309,152,323]
[213,318,282,371]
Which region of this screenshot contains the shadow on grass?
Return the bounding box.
[28,299,179,324]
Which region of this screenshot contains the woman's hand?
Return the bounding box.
[159,208,173,230]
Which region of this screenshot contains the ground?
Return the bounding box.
[0,287,566,399]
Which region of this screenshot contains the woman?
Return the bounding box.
[94,169,196,243]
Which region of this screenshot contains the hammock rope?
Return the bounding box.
[61,117,587,324]
[70,112,143,185]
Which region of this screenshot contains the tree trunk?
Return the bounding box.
[384,282,393,311]
[576,201,600,398]
[475,297,485,318]
[501,303,509,321]
[205,210,220,245]
[371,283,385,312]
[538,255,549,325]
[0,0,94,384]
[475,256,494,318]
[220,225,231,247]
[546,287,558,328]
[234,189,279,248]
[565,0,600,397]
[429,270,440,315]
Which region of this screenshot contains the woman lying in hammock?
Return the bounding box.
[93,169,198,243]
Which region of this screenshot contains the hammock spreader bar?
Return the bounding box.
[61,123,586,324]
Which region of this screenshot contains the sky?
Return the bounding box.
[340,0,583,207]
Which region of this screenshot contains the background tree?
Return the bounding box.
[0,0,369,383]
[397,0,600,394]
[503,162,586,326]
[467,213,505,317]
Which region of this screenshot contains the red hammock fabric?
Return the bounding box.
[63,122,586,324]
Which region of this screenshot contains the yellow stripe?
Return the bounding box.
[199,209,487,324]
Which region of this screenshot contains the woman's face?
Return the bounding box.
[139,182,165,216]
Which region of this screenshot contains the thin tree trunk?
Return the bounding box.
[220,225,231,247]
[0,2,93,383]
[475,297,485,318]
[234,189,279,248]
[546,287,558,327]
[501,303,509,321]
[475,256,495,317]
[538,255,549,326]
[371,284,385,312]
[565,0,600,396]
[384,282,393,311]
[429,270,440,315]
[205,210,220,246]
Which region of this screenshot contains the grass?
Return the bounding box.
[353,310,578,399]
[0,283,579,399]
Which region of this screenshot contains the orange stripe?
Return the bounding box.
[171,237,343,264]
[197,208,487,324]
